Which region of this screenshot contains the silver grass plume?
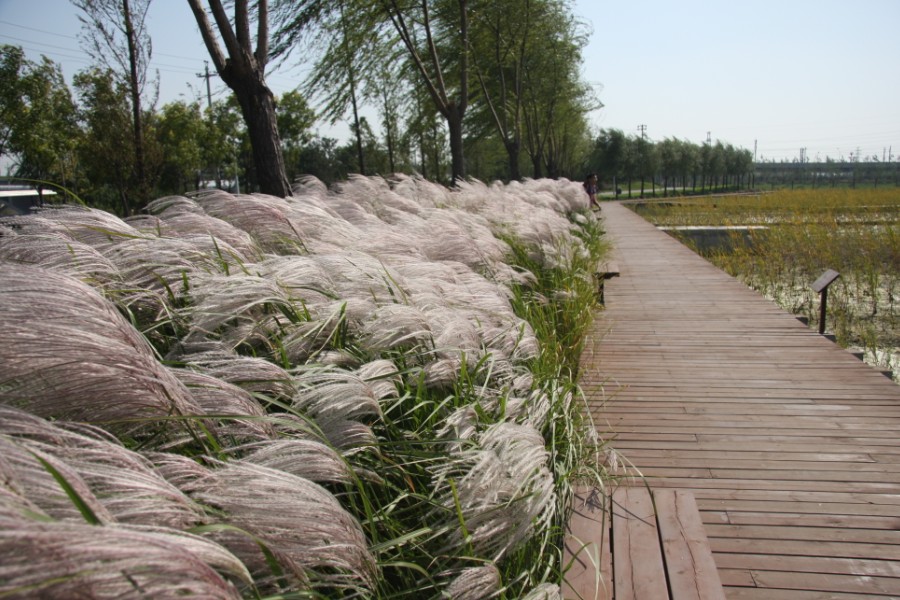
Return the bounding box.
[357,359,401,403]
[5,206,144,250]
[100,236,226,309]
[314,251,409,309]
[389,173,453,208]
[431,422,556,560]
[359,303,433,352]
[292,174,330,198]
[0,408,206,529]
[0,507,245,600]
[255,254,340,319]
[0,264,202,438]
[317,419,377,451]
[191,191,306,253]
[334,174,423,218]
[292,365,384,426]
[183,462,376,591]
[0,232,122,286]
[171,370,276,445]
[280,311,348,364]
[522,583,562,600]
[0,436,115,524]
[443,564,502,600]
[235,439,352,484]
[178,349,295,401]
[142,195,262,260]
[184,271,298,343]
[280,193,362,250]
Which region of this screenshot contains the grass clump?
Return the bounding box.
[0,175,610,599]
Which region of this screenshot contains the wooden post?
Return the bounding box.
[812,269,840,335]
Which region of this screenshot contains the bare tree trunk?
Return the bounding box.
[188,0,291,197]
[506,140,520,181]
[121,0,146,212]
[447,106,465,183]
[229,75,290,196]
[349,71,366,175]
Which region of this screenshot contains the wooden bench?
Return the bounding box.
[564,487,725,600]
[595,261,620,304]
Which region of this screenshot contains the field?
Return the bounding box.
[632,188,900,379]
[0,176,608,599]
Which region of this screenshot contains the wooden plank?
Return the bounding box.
[563,487,612,600]
[612,487,668,600]
[750,570,900,596]
[713,554,900,578]
[654,489,725,600]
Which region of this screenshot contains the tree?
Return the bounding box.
[74,68,140,214]
[187,0,292,197]
[591,128,627,194]
[156,100,206,193]
[0,45,80,188]
[273,0,472,183]
[73,0,156,212]
[375,0,471,182]
[467,0,534,181]
[520,5,594,178]
[276,90,316,181]
[367,61,408,174]
[203,96,246,191]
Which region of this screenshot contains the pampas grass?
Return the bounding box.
[0,510,246,600]
[0,175,608,598]
[0,264,202,440]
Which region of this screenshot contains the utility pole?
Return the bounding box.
[196,61,213,111]
[754,139,758,162]
[637,124,647,140]
[706,131,711,145]
[196,60,222,190]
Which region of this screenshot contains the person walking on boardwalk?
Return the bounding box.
[583,173,601,211]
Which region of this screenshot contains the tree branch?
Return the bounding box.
[235,0,251,58]
[380,0,449,116]
[255,0,269,67]
[186,0,227,71]
[207,0,243,65]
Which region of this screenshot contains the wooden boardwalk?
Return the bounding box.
[575,202,900,599]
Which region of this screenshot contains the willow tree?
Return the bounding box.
[467,0,546,181]
[272,1,381,176]
[520,5,595,178]
[274,0,472,183]
[382,0,470,182]
[187,0,291,197]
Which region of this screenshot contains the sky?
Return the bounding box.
[1,0,898,163]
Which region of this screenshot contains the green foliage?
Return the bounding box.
[156,101,207,193]
[278,90,317,180]
[74,67,142,214]
[0,45,81,186]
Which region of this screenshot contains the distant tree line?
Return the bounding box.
[754,161,900,189]
[585,128,755,198]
